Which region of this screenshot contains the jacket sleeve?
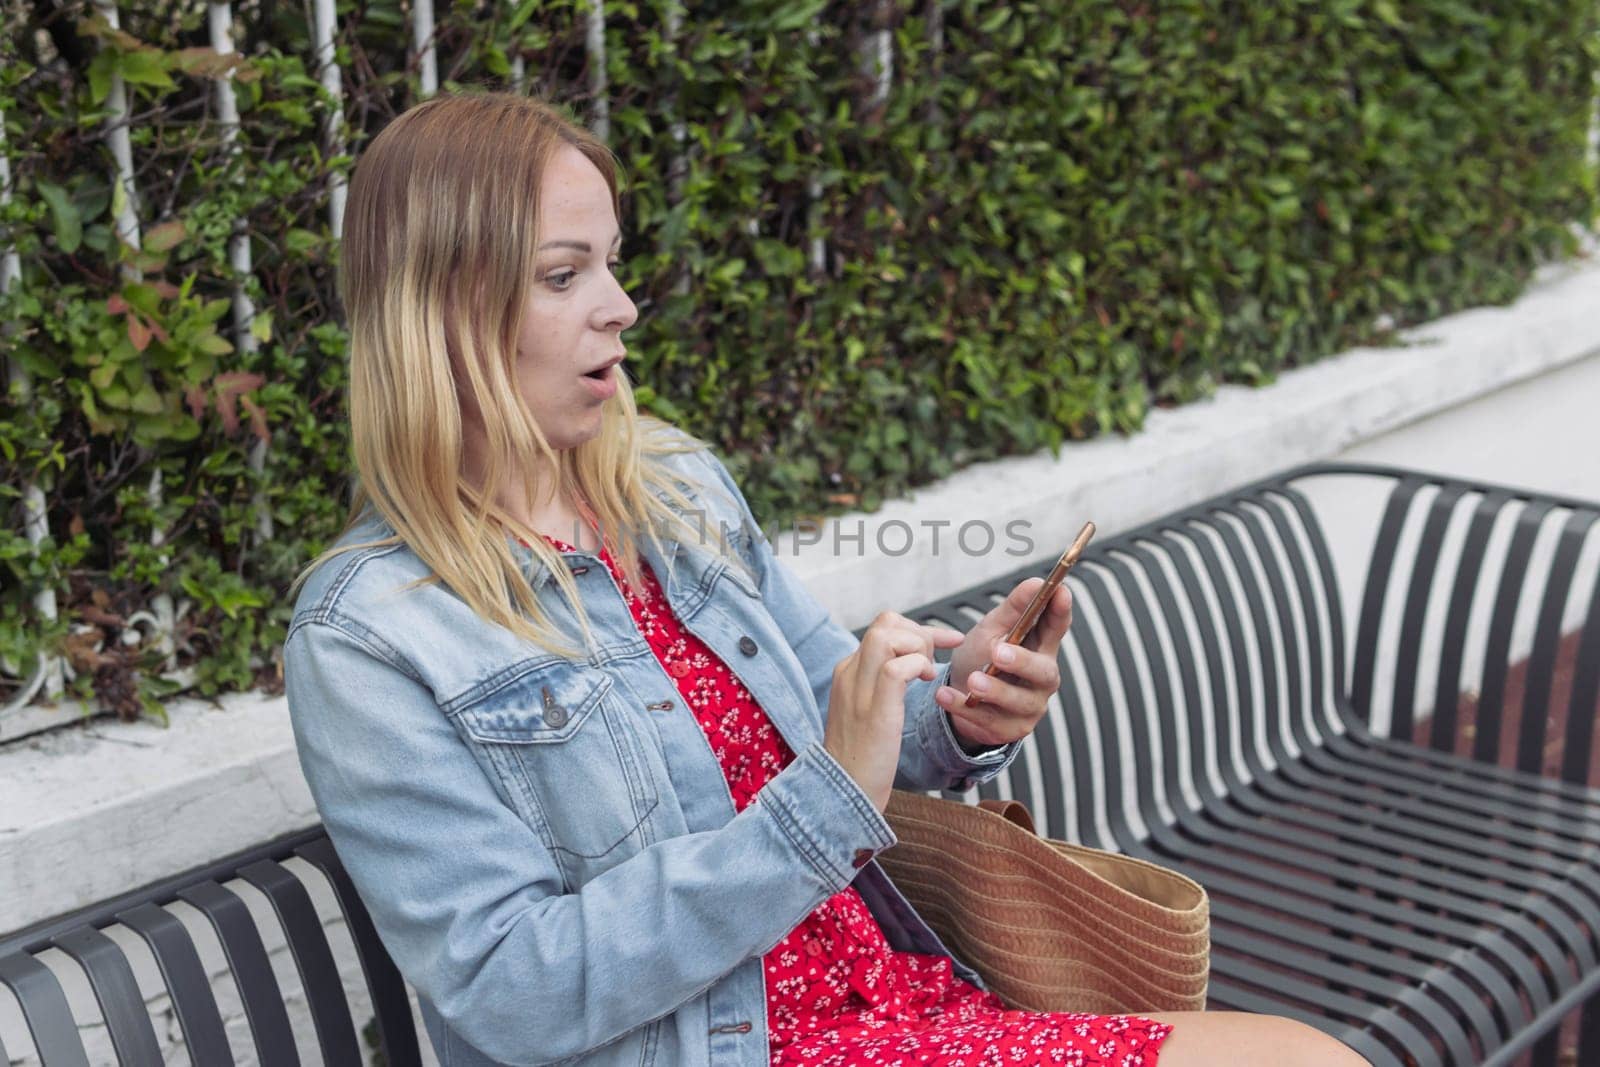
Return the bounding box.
[690,448,1021,794]
[284,619,894,1066]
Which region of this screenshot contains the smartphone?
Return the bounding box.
[963,521,1095,708]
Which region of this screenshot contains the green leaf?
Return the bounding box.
[143,219,185,253]
[37,181,82,253]
[249,312,274,345]
[118,50,177,91]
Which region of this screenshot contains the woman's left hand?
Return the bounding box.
[934,578,1073,750]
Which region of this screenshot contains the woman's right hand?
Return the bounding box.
[823,613,966,811]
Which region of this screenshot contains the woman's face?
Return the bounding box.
[514,143,638,451]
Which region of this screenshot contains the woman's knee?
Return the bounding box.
[1148,1010,1370,1067]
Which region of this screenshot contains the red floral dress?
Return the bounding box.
[540,530,1174,1066]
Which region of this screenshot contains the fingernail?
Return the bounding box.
[969,674,990,693]
[993,644,1014,665]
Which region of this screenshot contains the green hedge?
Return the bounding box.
[2,0,1595,717]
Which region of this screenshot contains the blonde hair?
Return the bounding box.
[295,92,739,660]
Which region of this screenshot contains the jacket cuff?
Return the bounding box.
[758,740,897,889]
[915,663,1021,791]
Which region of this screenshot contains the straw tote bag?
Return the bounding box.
[878,790,1210,1015]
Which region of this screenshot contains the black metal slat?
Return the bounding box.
[1473,500,1557,764]
[1062,574,1140,849]
[295,837,426,1067]
[0,953,91,1067]
[1426,490,1511,752]
[50,927,163,1066]
[1564,563,1600,784]
[238,858,363,1066]
[176,880,301,1066]
[1350,476,1425,725]
[1517,509,1597,775]
[1077,559,1168,846]
[1388,484,1468,742]
[114,901,235,1066]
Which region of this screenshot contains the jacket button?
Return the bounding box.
[543,704,569,728]
[852,848,873,868]
[738,636,758,656]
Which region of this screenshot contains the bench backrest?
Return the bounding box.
[0,828,422,1067]
[907,464,1600,850]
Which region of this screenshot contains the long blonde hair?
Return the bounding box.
[295,92,736,660]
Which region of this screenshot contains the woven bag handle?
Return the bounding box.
[976,798,1037,835]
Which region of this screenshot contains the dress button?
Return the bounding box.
[668,660,691,678]
[851,848,874,869]
[805,940,823,957]
[738,636,758,656]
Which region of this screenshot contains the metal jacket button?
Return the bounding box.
[738,636,758,656]
[541,686,569,728]
[569,564,589,576]
[647,699,676,712]
[708,1021,753,1035]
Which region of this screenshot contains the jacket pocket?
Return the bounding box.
[451,660,658,873]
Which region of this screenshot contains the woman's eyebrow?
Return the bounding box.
[537,233,623,253]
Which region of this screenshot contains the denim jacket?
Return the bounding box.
[283,444,1021,1067]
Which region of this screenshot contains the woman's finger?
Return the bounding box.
[961,667,1038,718]
[984,639,1061,692]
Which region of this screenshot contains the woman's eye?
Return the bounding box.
[545,270,576,290]
[607,259,621,274]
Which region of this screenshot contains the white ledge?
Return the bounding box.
[3,256,1599,934]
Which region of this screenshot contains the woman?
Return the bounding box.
[285,92,1366,1067]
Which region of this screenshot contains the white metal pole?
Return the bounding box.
[93,0,142,262]
[209,1,272,544]
[0,110,64,706]
[805,28,826,277]
[864,6,892,112]
[414,0,438,97]
[312,0,346,238]
[665,1,688,294]
[586,0,608,141]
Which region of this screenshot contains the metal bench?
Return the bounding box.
[911,463,1600,1067]
[2,463,1596,1066]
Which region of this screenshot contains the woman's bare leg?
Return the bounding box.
[1143,1011,1371,1067]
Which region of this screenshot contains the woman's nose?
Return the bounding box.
[601,272,638,332]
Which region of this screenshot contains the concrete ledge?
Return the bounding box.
[4,257,1599,939]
